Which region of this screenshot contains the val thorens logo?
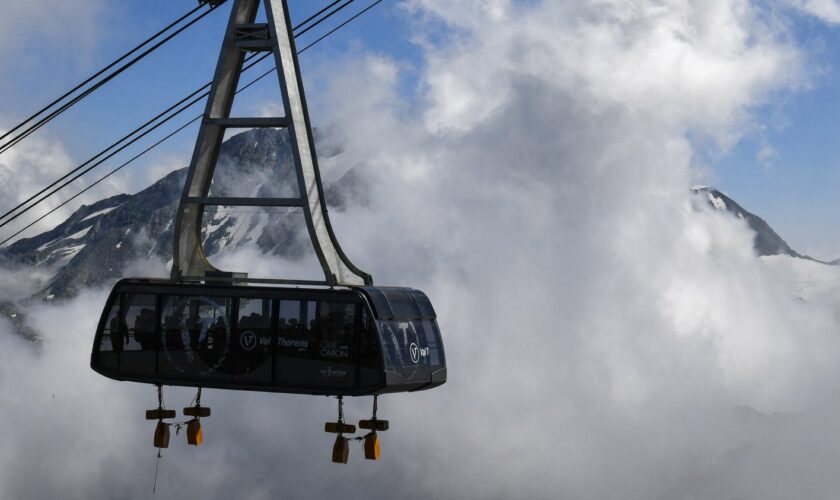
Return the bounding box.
[240,331,257,351]
[409,343,420,363]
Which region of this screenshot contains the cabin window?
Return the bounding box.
[277,300,300,330]
[159,295,231,354]
[277,299,311,357]
[358,307,379,368]
[421,320,443,368]
[237,298,271,331]
[99,301,121,352]
[124,294,157,351]
[235,298,273,353]
[386,289,420,319]
[303,300,317,331]
[410,290,436,318]
[316,301,355,363]
[218,297,274,377]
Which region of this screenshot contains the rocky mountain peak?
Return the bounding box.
[691,186,816,260]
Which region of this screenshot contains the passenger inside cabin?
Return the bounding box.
[109,316,127,352]
[162,315,184,350]
[207,316,227,350]
[134,308,156,350]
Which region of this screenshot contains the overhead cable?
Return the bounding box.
[0,53,271,231]
[0,1,225,157]
[0,2,209,148]
[298,0,384,54]
[0,59,274,247]
[293,0,345,32]
[0,0,388,245]
[294,0,356,38]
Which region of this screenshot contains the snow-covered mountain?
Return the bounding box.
[0,128,365,301]
[0,133,832,303]
[0,128,835,342]
[691,186,823,261]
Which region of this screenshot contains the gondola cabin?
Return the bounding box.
[91,279,446,396]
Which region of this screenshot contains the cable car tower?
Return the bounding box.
[90,0,446,464]
[173,0,371,286]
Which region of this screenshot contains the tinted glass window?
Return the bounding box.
[410,290,436,319]
[226,297,273,375]
[274,298,359,391]
[379,319,432,382]
[365,289,393,319]
[359,307,380,369]
[100,300,121,352]
[238,298,271,330]
[276,300,312,357]
[159,295,231,366]
[317,301,355,362]
[421,320,443,368]
[304,301,317,331]
[278,300,300,331]
[385,290,420,320]
[124,294,157,351]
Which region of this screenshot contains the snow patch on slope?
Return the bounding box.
[63,226,92,241]
[80,205,119,222]
[708,192,727,211]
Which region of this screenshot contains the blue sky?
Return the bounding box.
[0,1,421,159]
[0,0,839,258]
[711,11,840,260]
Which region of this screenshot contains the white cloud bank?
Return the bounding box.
[1,0,840,499]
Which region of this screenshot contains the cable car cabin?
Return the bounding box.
[91,279,446,396]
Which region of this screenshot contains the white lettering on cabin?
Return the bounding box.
[277,337,309,349]
[409,343,429,364]
[320,340,350,359]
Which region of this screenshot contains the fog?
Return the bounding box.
[2,1,840,499]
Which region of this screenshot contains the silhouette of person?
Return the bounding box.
[109,315,127,352]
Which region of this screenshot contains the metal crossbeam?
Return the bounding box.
[185,196,302,207]
[203,117,289,127]
[234,39,273,51]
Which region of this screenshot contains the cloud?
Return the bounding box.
[0,0,122,245]
[786,0,840,23]
[0,1,117,236]
[0,0,108,104]
[0,132,129,244]
[1,0,840,499]
[0,0,106,66]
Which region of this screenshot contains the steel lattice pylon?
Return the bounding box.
[172,0,371,286]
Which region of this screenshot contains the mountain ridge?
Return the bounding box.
[0,129,834,341]
[0,128,360,302]
[691,186,837,265]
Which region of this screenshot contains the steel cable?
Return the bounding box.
[0,2,211,148]
[0,1,226,157]
[0,0,387,245]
